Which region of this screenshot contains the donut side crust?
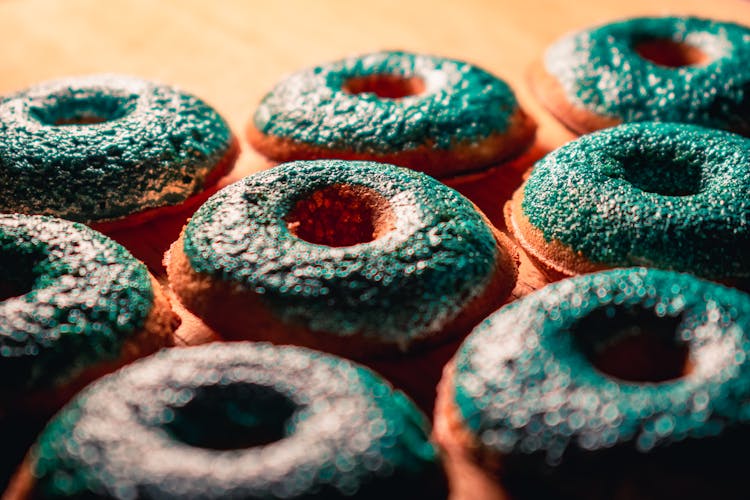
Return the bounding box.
[504,185,608,281]
[247,109,536,178]
[505,183,750,294]
[433,361,510,500]
[527,60,620,136]
[3,455,33,500]
[166,224,518,358]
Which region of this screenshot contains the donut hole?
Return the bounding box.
[634,38,709,68]
[617,150,703,196]
[30,93,135,126]
[0,247,43,301]
[343,74,425,99]
[164,383,297,451]
[287,184,395,247]
[572,306,691,383]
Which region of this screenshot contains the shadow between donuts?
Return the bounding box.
[0,413,46,493]
[441,142,548,231]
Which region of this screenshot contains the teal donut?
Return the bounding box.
[0,214,166,400]
[178,160,509,345]
[249,51,534,176]
[172,160,514,354]
[517,122,750,280]
[452,268,750,498]
[27,342,445,499]
[0,74,236,223]
[543,16,750,134]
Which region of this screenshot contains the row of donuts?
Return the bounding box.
[0,49,533,233]
[2,16,749,230]
[466,14,750,499]
[4,219,750,498]
[6,216,750,499]
[1,13,750,499]
[5,116,744,420]
[2,140,747,494]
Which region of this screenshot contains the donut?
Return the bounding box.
[0,213,178,415]
[167,160,518,357]
[505,122,750,282]
[247,51,536,177]
[7,342,446,499]
[434,268,750,499]
[0,74,239,230]
[530,16,750,135]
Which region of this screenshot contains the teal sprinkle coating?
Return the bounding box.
[0,214,153,394]
[453,268,750,494]
[522,122,750,279]
[545,16,750,133]
[0,74,235,222]
[30,342,445,499]
[183,160,499,345]
[254,51,520,152]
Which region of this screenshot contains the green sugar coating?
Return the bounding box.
[453,268,750,494]
[545,16,750,133]
[183,160,500,346]
[30,342,444,499]
[0,74,235,223]
[522,122,750,279]
[254,50,520,152]
[0,214,153,394]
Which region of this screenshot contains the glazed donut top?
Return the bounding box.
[253,50,522,153]
[521,122,750,279]
[30,342,442,499]
[544,16,750,132]
[0,214,154,394]
[182,160,501,346]
[0,74,234,222]
[453,268,750,463]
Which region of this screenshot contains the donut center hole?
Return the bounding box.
[617,150,703,196]
[0,247,43,301]
[164,384,296,451]
[634,38,709,68]
[572,306,691,383]
[287,184,395,247]
[30,93,135,126]
[343,74,425,99]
